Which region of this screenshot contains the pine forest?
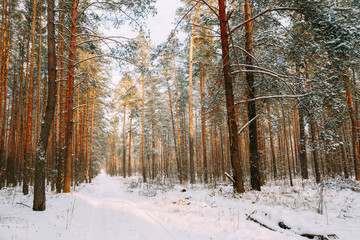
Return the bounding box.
[0,0,359,239]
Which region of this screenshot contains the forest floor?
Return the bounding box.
[1,173,360,240]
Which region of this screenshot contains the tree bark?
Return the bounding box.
[33,0,57,211]
[122,103,126,178]
[6,54,17,187]
[188,10,199,184]
[266,103,277,179]
[63,0,78,193]
[89,86,96,182]
[309,119,321,183]
[282,107,293,186]
[245,0,261,191]
[218,0,244,193]
[174,56,182,183]
[128,117,132,177]
[23,0,38,195]
[141,72,146,182]
[200,66,208,183]
[166,78,180,182]
[344,70,360,181]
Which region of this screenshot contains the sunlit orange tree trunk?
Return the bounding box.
[63,0,78,193]
[23,0,38,195]
[218,0,244,193]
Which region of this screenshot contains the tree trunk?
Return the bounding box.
[56,0,65,192]
[63,0,78,193]
[166,78,180,182]
[298,104,309,179]
[141,72,146,182]
[218,0,244,193]
[174,56,182,183]
[309,119,321,183]
[266,103,277,179]
[151,118,156,180]
[89,86,96,182]
[0,12,10,187]
[200,66,208,183]
[344,69,360,181]
[6,55,18,187]
[128,117,132,177]
[34,0,43,154]
[188,10,199,184]
[122,103,126,178]
[245,0,261,191]
[23,0,38,195]
[282,107,293,186]
[33,0,57,211]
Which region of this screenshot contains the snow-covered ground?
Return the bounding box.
[1,173,359,240]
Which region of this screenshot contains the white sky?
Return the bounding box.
[107,0,183,84]
[147,0,183,45]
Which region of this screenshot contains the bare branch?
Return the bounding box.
[198,0,219,18]
[235,94,309,105]
[225,172,235,183]
[74,54,135,66]
[231,45,260,66]
[238,115,259,134]
[232,64,292,79]
[192,23,220,34]
[231,8,300,34]
[75,35,130,47]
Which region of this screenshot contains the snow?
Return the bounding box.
[1,174,360,240]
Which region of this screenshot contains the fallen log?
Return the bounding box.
[246,212,338,240]
[16,202,31,208]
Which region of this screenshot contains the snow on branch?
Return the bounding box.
[74,55,137,68]
[230,8,300,34]
[75,35,131,47]
[235,94,309,105]
[238,114,259,134]
[232,69,292,80]
[232,64,292,79]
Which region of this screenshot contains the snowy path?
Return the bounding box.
[1,173,360,240]
[62,174,177,240]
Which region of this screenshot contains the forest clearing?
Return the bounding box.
[0,0,360,239]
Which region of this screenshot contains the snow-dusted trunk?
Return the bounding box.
[33,0,57,211]
[245,0,261,191]
[298,105,309,179]
[34,0,43,154]
[282,107,293,186]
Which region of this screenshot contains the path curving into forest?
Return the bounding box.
[61,173,179,240]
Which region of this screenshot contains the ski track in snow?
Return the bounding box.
[59,174,178,240]
[1,173,360,240]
